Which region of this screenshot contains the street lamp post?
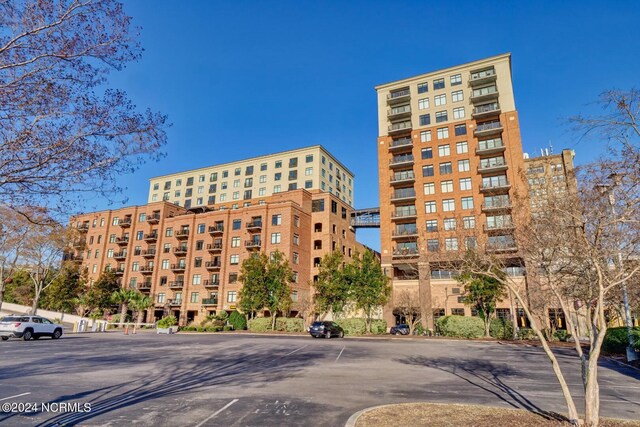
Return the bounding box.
[599,174,637,362]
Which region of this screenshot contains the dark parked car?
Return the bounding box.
[390,324,411,335]
[309,321,344,339]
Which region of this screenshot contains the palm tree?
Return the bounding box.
[110,289,137,328]
[130,293,153,327]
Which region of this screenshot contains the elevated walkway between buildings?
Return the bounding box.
[351,207,380,228]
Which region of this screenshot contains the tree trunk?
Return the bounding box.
[484,317,491,338]
[271,313,277,331]
[0,282,5,313]
[32,287,41,315]
[136,310,144,327]
[119,302,127,328]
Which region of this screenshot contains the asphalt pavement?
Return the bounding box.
[0,332,638,426]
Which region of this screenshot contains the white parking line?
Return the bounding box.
[194,398,238,427]
[0,392,31,401]
[284,345,307,356]
[335,346,345,362]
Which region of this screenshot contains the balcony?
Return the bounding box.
[141,266,154,275]
[143,232,158,242]
[207,243,223,253]
[391,210,418,221]
[390,172,415,186]
[388,137,413,152]
[481,202,512,212]
[389,155,414,169]
[65,254,84,263]
[202,298,218,306]
[388,121,412,135]
[141,249,157,258]
[469,68,497,87]
[147,214,160,224]
[476,139,506,155]
[204,280,220,289]
[472,102,501,119]
[245,239,261,249]
[470,86,499,104]
[387,105,412,120]
[173,246,188,256]
[175,229,190,240]
[484,222,516,232]
[138,282,152,291]
[169,300,183,307]
[115,237,129,246]
[246,221,263,231]
[169,281,184,289]
[171,263,186,272]
[478,159,508,174]
[119,218,132,228]
[387,88,410,105]
[480,180,511,193]
[390,189,416,202]
[113,251,127,261]
[114,268,125,276]
[205,261,222,271]
[391,229,419,241]
[392,248,420,259]
[474,121,503,137]
[72,239,86,249]
[208,225,224,235]
[77,224,89,233]
[487,244,518,254]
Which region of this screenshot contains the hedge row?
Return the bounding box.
[247,317,305,332]
[603,327,640,354]
[180,325,234,332]
[334,318,387,335]
[436,315,484,338]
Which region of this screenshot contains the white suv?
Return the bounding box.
[0,315,64,341]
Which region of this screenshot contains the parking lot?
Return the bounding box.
[0,332,639,426]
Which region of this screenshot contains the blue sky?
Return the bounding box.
[95,1,640,249]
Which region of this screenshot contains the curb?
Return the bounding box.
[345,403,410,427]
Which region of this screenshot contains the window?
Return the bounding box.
[271,233,281,244]
[445,237,458,251]
[137,230,144,240]
[425,201,437,213]
[442,198,455,212]
[453,107,465,120]
[439,162,452,174]
[435,111,448,123]
[227,291,237,303]
[456,141,468,154]
[420,130,432,142]
[221,182,228,190]
[433,78,445,90]
[421,148,433,159]
[419,114,431,126]
[192,274,202,285]
[157,293,165,303]
[312,199,324,212]
[231,237,240,248]
[161,259,169,270]
[230,255,239,265]
[305,154,313,163]
[288,183,297,191]
[437,127,449,139]
[434,94,446,106]
[272,214,282,225]
[112,217,119,226]
[422,165,434,177]
[293,252,299,264]
[244,178,253,188]
[229,273,238,284]
[423,182,435,195]
[417,82,428,93]
[195,240,204,251]
[294,215,300,227]
[275,160,282,168]
[258,187,266,196]
[232,219,241,230]
[441,180,454,193]
[465,237,477,250]
[210,172,217,182]
[153,183,159,191]
[273,185,281,193]
[426,219,438,232]
[454,124,467,136]
[458,159,470,172]
[131,262,139,272]
[187,176,194,185]
[293,234,299,245]
[190,292,199,303]
[461,196,474,209]
[452,90,464,102]
[233,179,240,188]
[305,180,313,189]
[305,167,313,176]
[418,98,429,109]
[459,177,472,191]
[438,144,450,157]
[260,163,267,171]
[462,216,476,230]
[107,249,114,258]
[450,74,462,86]
[234,167,241,176]
[444,218,456,230]
[427,239,439,252]
[289,157,298,168]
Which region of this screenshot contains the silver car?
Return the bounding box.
[0,315,64,341]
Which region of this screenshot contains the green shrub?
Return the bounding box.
[223,325,233,332]
[436,315,484,339]
[603,327,640,354]
[215,311,229,321]
[554,329,571,342]
[275,317,304,332]
[490,318,514,340]
[157,315,177,328]
[335,318,366,336]
[370,319,387,335]
[180,326,197,332]
[111,313,132,324]
[248,317,273,332]
[205,325,222,332]
[228,311,247,331]
[517,327,536,340]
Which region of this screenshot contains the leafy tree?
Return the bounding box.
[0,0,168,219]
[85,271,121,317]
[346,250,391,333]
[264,251,294,330]
[41,262,86,313]
[238,253,269,320]
[110,288,138,327]
[130,292,153,326]
[314,251,350,318]
[458,267,507,338]
[3,269,33,306]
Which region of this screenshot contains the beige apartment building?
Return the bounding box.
[524,148,577,212]
[147,145,355,209]
[68,188,363,326]
[375,53,529,328]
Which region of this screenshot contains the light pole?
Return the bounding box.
[598,174,637,362]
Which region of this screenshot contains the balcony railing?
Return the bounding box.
[245,239,262,249]
[119,218,132,228]
[481,201,512,211]
[207,243,223,253]
[484,222,515,232]
[113,251,127,260]
[175,229,190,239]
[246,221,263,230]
[392,248,419,258]
[472,102,501,119]
[205,261,222,270]
[72,239,86,248]
[388,121,412,134]
[208,225,224,235]
[140,266,154,274]
[171,263,186,272]
[478,158,507,173]
[387,105,412,119]
[391,210,418,219]
[141,249,157,258]
[138,282,152,290]
[391,229,419,239]
[169,281,184,289]
[114,268,125,275]
[204,280,220,288]
[173,246,188,255]
[388,137,413,151]
[77,224,89,233]
[389,155,414,168]
[480,179,511,192]
[476,138,505,155]
[474,121,503,136]
[143,233,158,242]
[470,86,499,103]
[115,237,129,246]
[469,68,497,86]
[202,298,218,305]
[169,299,182,306]
[390,189,416,201]
[387,89,410,105]
[146,214,160,224]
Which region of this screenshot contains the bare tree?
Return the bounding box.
[0,0,168,219]
[0,206,31,311]
[394,289,422,335]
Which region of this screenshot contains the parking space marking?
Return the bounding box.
[194,398,238,427]
[0,392,31,401]
[283,345,307,357]
[335,346,345,362]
